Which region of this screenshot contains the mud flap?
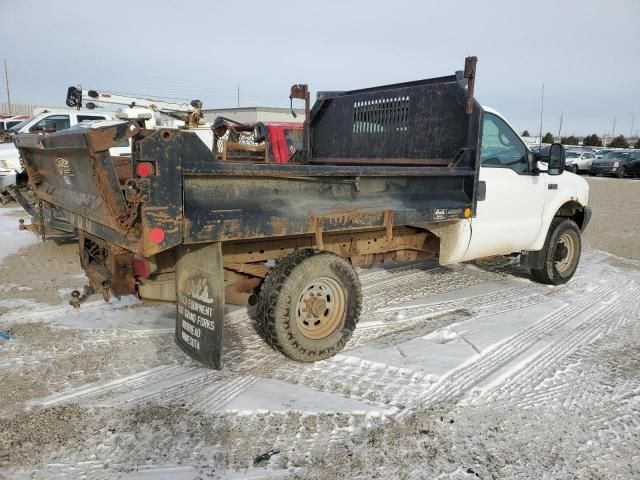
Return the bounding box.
[175,242,225,369]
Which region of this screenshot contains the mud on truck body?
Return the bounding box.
[14,57,591,368]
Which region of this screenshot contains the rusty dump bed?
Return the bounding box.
[14,66,482,259]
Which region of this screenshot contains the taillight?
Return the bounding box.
[133,256,150,278]
[136,162,154,177]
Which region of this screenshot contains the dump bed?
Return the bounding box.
[14,64,482,257]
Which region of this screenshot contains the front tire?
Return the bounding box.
[257,249,362,362]
[530,218,581,285]
[616,166,626,179]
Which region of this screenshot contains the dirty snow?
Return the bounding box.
[1,206,639,479]
[0,207,38,263]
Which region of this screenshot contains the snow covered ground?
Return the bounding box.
[1,205,639,479]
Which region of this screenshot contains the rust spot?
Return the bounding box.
[270,217,288,236]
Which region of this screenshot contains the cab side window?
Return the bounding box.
[480,113,528,174]
[30,115,71,133]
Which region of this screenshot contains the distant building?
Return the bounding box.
[203,107,304,124]
[521,135,541,145]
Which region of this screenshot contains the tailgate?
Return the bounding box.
[13,122,184,256]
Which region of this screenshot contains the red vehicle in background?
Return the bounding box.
[213,117,303,163]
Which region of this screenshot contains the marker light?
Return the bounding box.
[149,228,165,244]
[136,162,154,177]
[464,208,471,218]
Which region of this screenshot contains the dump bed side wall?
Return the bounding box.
[181,167,474,243]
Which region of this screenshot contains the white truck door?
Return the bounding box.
[461,112,546,261]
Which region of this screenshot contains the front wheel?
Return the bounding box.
[257,249,362,362]
[569,164,579,174]
[616,166,626,179]
[530,218,582,285]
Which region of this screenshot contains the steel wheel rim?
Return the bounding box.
[295,277,345,340]
[555,232,575,274]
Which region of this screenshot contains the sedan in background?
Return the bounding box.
[565,150,596,173]
[590,150,640,178]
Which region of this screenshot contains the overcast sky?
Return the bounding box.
[1,0,638,137]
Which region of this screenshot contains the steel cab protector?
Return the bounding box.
[14,57,483,369]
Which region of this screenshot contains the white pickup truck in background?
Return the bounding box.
[0,109,129,189]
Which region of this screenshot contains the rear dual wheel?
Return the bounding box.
[257,249,362,362]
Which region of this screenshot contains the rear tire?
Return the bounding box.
[257,249,362,362]
[530,217,581,285]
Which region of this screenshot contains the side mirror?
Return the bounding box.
[548,143,565,176]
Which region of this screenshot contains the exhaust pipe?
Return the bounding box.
[225,277,261,306]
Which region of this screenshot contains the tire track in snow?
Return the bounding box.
[479,279,639,409]
[346,287,548,351]
[189,375,260,413]
[475,299,625,406]
[32,364,205,408]
[398,284,613,412]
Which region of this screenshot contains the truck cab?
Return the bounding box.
[459,108,589,265]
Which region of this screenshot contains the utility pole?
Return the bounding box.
[538,83,544,146]
[236,83,240,108]
[612,116,617,138]
[630,113,635,139]
[3,59,11,115]
[557,113,563,142]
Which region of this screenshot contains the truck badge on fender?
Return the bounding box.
[433,208,447,220]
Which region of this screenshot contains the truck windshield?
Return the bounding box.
[9,117,35,132]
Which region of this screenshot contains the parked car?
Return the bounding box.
[590,150,640,178]
[0,115,29,143]
[564,150,596,173]
[0,115,29,132]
